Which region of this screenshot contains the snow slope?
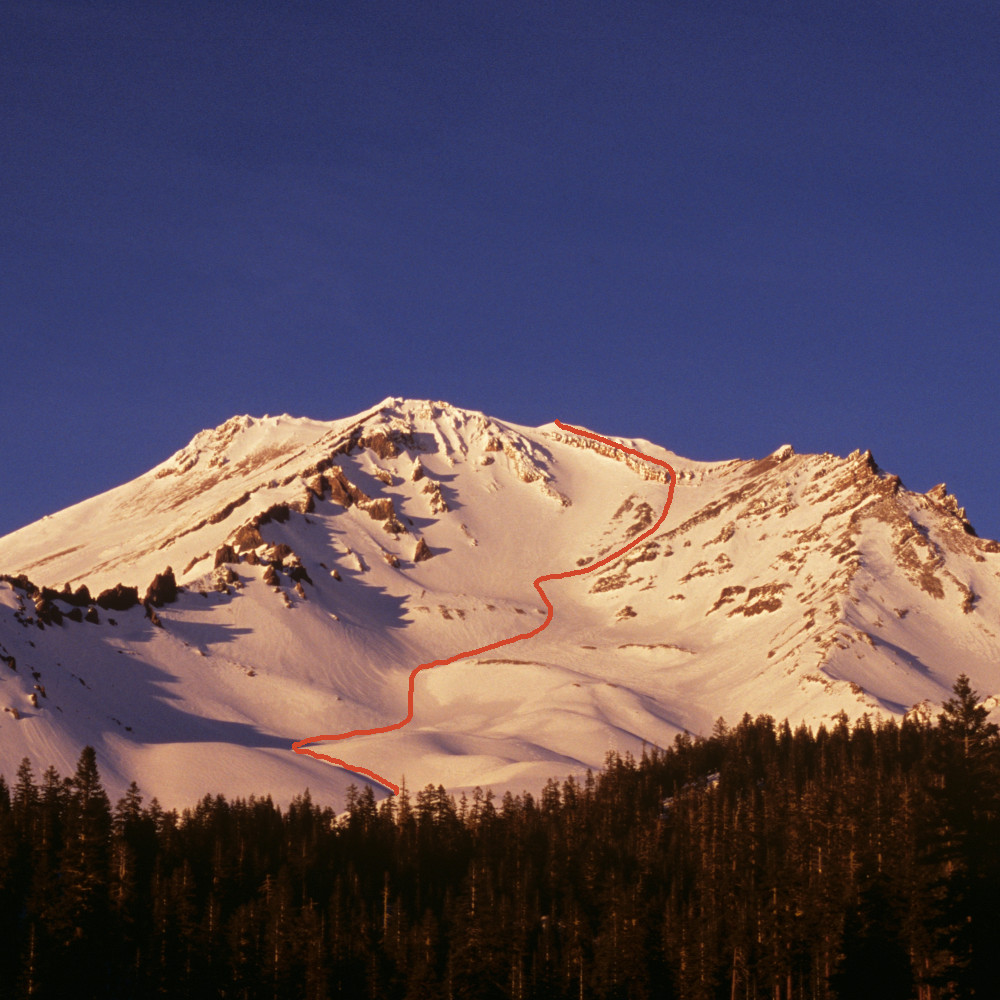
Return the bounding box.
[0,397,997,809]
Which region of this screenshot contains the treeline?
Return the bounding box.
[0,675,998,999]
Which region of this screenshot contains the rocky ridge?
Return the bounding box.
[0,398,997,808]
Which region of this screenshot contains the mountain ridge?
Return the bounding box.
[0,397,997,808]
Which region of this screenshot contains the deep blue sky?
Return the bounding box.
[3,0,998,542]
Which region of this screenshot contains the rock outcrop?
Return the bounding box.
[144,567,178,606]
[33,596,62,626]
[96,584,140,612]
[422,480,449,514]
[214,544,239,567]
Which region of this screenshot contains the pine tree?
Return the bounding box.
[42,747,111,997]
[922,674,1000,997]
[829,873,915,999]
[12,757,37,832]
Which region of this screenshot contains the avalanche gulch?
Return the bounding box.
[0,397,997,809]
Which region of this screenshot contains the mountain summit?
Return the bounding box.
[0,398,997,807]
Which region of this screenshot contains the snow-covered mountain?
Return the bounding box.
[1,396,998,808]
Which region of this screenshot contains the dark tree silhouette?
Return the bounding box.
[0,679,994,998]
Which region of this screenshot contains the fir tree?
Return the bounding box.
[829,873,915,999]
[922,675,1000,997]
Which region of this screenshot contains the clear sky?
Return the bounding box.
[3,1,998,541]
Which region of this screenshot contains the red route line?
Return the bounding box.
[290,419,677,795]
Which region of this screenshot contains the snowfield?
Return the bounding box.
[0,397,997,809]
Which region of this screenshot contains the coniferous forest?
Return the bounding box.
[0,675,997,999]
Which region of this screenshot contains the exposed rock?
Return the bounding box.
[324,467,371,508]
[742,446,796,479]
[66,608,83,623]
[305,475,328,499]
[267,543,295,565]
[359,431,400,459]
[214,544,239,567]
[294,582,307,599]
[207,490,251,525]
[363,497,396,522]
[681,561,716,583]
[287,562,313,585]
[589,570,630,594]
[33,596,63,626]
[728,583,790,617]
[927,482,977,535]
[547,430,671,485]
[325,469,354,506]
[374,469,394,486]
[232,524,264,552]
[84,607,100,624]
[707,523,736,546]
[414,538,433,562]
[145,567,178,605]
[257,502,290,525]
[330,421,419,462]
[96,584,140,611]
[624,540,660,568]
[422,480,449,514]
[707,585,747,615]
[411,459,425,482]
[1,574,37,596]
[346,483,369,506]
[243,549,260,566]
[624,503,655,538]
[613,497,636,520]
[43,583,92,608]
[262,565,279,588]
[383,551,400,568]
[182,553,209,574]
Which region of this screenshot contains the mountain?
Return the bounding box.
[0,396,998,808]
